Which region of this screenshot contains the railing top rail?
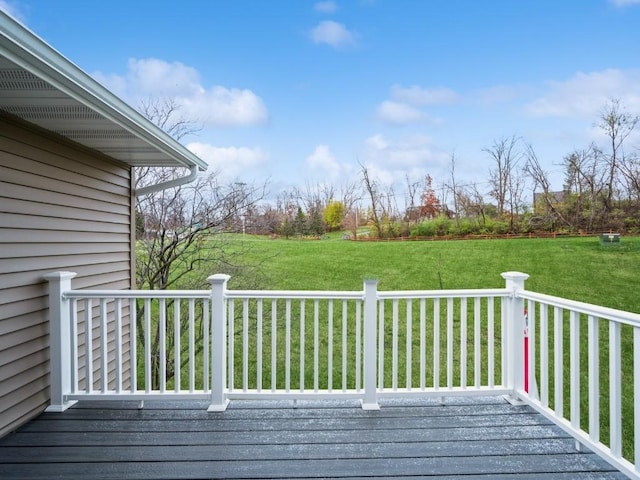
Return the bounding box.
[63,290,211,300]
[520,290,640,327]
[61,287,513,302]
[378,288,510,300]
[225,290,365,300]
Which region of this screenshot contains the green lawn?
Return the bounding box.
[231,234,640,314]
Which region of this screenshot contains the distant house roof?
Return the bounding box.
[0,10,207,171]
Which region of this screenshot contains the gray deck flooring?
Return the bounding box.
[0,396,627,479]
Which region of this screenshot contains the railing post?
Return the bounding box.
[44,271,78,412]
[361,279,380,410]
[207,274,231,412]
[501,271,529,401]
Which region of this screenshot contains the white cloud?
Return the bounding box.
[473,84,521,105]
[314,1,338,13]
[186,143,269,180]
[609,0,640,6]
[362,133,448,186]
[375,85,456,126]
[309,21,357,48]
[391,85,460,106]
[526,69,640,118]
[376,101,427,125]
[93,58,269,127]
[306,145,342,179]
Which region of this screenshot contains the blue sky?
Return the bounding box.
[3,0,640,204]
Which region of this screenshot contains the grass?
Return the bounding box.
[231,234,640,314]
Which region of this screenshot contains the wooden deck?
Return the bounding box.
[0,396,627,479]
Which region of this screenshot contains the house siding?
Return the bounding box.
[0,114,134,437]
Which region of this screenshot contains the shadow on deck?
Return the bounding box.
[0,396,627,479]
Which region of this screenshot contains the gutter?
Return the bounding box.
[134,164,199,197]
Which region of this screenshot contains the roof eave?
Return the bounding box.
[0,10,207,171]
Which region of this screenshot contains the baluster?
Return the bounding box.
[300,300,305,392]
[243,298,249,393]
[554,306,563,418]
[86,298,94,393]
[460,297,467,389]
[609,320,622,458]
[202,299,209,392]
[314,300,319,392]
[540,303,549,407]
[433,298,440,390]
[271,299,277,392]
[569,310,580,448]
[189,299,195,393]
[419,298,426,391]
[587,315,599,443]
[406,299,412,391]
[487,297,494,388]
[115,298,122,393]
[144,298,151,393]
[342,300,348,392]
[378,300,385,390]
[174,299,181,392]
[70,299,78,394]
[328,299,333,392]
[474,297,480,387]
[447,297,453,389]
[634,325,640,473]
[355,300,362,392]
[392,299,398,391]
[285,299,291,392]
[100,299,108,393]
[228,300,235,393]
[130,298,137,393]
[256,299,263,392]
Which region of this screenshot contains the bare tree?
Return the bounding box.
[598,99,639,212]
[338,180,360,214]
[524,143,569,230]
[359,162,383,239]
[404,174,422,224]
[135,97,267,389]
[336,180,361,239]
[484,135,522,216]
[562,145,606,231]
[618,153,640,200]
[484,135,527,231]
[457,182,488,225]
[447,153,461,230]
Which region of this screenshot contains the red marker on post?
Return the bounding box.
[524,307,529,393]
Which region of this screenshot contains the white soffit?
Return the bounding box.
[0,11,207,171]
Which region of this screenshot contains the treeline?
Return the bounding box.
[241,98,640,238]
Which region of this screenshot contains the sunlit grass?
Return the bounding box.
[231,234,640,314]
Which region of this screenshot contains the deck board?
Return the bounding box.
[0,396,627,479]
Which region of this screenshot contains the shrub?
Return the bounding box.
[410,221,436,237]
[456,218,475,236]
[433,215,452,236]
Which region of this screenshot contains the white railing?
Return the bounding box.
[518,289,640,479]
[45,271,640,478]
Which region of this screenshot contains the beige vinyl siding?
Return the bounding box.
[0,114,134,438]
